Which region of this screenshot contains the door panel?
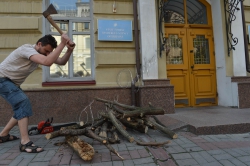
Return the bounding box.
[166,28,190,107]
[188,29,217,106]
[166,28,217,107]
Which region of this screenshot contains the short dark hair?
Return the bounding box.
[36,35,57,48]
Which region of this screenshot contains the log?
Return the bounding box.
[99,122,108,138]
[45,128,87,140]
[95,98,138,110]
[99,112,126,130]
[145,119,177,139]
[86,128,107,144]
[120,119,148,133]
[111,130,120,143]
[87,128,123,159]
[143,117,156,129]
[65,135,95,161]
[107,111,134,143]
[120,108,165,118]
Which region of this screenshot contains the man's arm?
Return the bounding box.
[54,43,75,65]
[30,34,70,66]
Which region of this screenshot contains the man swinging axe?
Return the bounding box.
[0,4,75,153]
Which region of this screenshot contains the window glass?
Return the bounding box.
[163,0,185,24]
[49,36,69,78]
[72,35,91,78]
[164,0,208,25]
[193,35,210,64]
[73,22,90,32]
[166,34,183,64]
[187,0,207,24]
[50,0,90,18]
[45,0,93,82]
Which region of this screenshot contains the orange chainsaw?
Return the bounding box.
[28,117,77,135]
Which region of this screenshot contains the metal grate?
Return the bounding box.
[166,35,183,64]
[193,35,210,64]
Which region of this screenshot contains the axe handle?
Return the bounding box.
[46,15,75,47]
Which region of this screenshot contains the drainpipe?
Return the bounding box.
[241,1,250,72]
[131,0,141,106]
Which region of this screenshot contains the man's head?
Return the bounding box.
[36,35,57,56]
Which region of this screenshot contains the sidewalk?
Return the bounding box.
[1,106,250,166]
[1,126,250,166]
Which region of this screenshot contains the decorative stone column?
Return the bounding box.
[138,0,158,79]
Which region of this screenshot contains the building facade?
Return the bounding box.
[0,0,249,125]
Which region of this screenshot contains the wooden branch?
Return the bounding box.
[95,98,138,110]
[86,128,123,159]
[87,128,107,144]
[145,119,177,139]
[99,122,108,138]
[143,117,156,129]
[107,111,134,143]
[111,130,120,143]
[120,108,165,118]
[45,128,87,140]
[94,126,101,135]
[119,119,148,133]
[92,119,106,129]
[99,112,126,130]
[65,135,95,161]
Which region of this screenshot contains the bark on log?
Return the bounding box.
[99,122,108,138]
[99,112,126,130]
[107,111,134,143]
[65,135,95,161]
[145,119,177,139]
[95,98,138,110]
[120,108,165,118]
[45,128,87,140]
[86,128,107,144]
[87,128,123,159]
[120,119,148,133]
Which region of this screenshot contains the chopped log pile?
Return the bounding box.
[45,98,177,161]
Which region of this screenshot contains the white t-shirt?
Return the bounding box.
[0,44,39,86]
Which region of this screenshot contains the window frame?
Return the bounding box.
[42,0,95,83]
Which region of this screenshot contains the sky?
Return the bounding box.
[51,0,89,10]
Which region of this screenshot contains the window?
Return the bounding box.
[163,0,208,25]
[43,0,94,82]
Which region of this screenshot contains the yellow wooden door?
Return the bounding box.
[166,28,191,107]
[187,29,217,106]
[166,28,217,107]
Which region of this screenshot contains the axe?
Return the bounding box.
[43,4,75,47]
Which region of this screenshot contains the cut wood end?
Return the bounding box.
[79,121,84,126]
[145,126,148,133]
[45,134,51,140]
[129,137,134,143]
[173,134,178,139]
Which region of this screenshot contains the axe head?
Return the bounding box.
[43,4,58,18]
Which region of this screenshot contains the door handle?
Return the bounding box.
[191,65,194,69]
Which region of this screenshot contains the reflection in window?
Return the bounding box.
[51,0,90,18]
[187,0,207,24]
[164,0,185,24]
[166,35,183,64]
[72,35,91,78]
[46,0,93,81]
[163,0,208,25]
[193,35,210,64]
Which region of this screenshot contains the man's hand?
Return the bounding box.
[61,34,70,45]
[66,41,75,51]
